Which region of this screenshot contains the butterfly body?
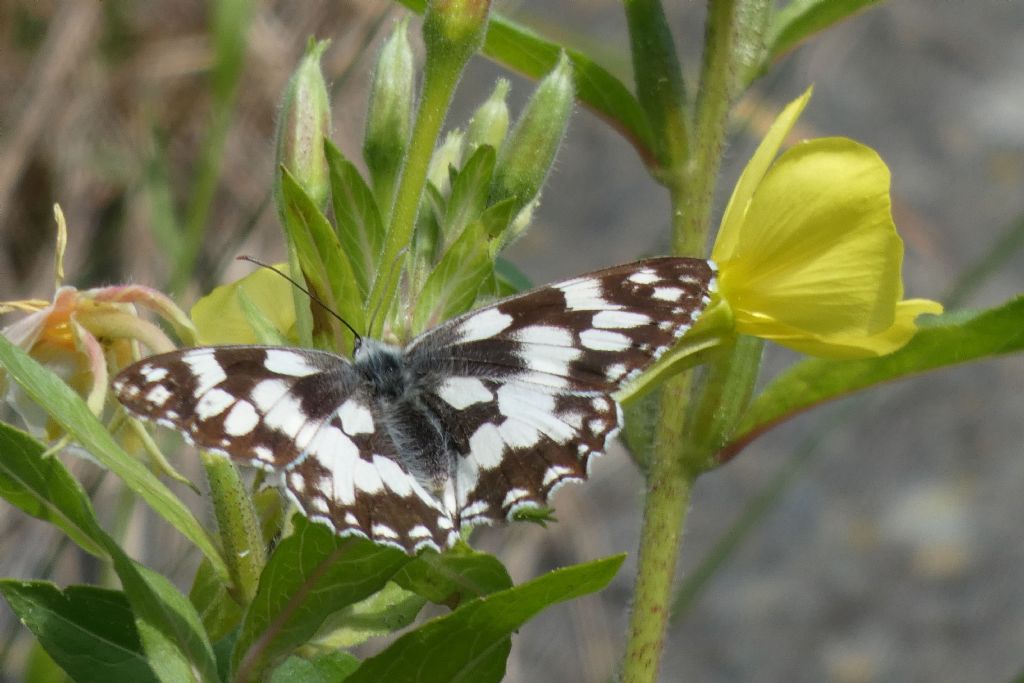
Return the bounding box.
[113,257,716,553]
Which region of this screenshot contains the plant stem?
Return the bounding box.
[368,55,463,338]
[622,1,739,681]
[622,374,698,683]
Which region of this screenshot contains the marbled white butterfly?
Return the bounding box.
[113,257,716,553]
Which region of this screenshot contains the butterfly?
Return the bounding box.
[113,257,716,554]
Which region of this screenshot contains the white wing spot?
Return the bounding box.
[373,455,412,497]
[653,286,684,301]
[344,512,359,526]
[140,365,169,383]
[558,278,620,311]
[253,445,275,463]
[310,497,329,514]
[605,363,628,381]
[409,525,432,540]
[543,465,574,487]
[587,418,607,435]
[437,376,493,409]
[223,401,259,436]
[183,350,227,396]
[338,399,374,435]
[311,427,359,505]
[353,457,384,494]
[580,329,632,351]
[468,422,505,470]
[628,270,660,285]
[592,310,651,329]
[264,349,319,377]
[289,472,306,493]
[503,487,531,509]
[195,388,234,419]
[144,384,172,407]
[514,325,574,347]
[372,523,399,540]
[250,379,291,413]
[458,308,513,342]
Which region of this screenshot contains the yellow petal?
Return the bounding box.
[764,299,944,359]
[719,137,903,338]
[192,266,296,345]
[715,87,812,262]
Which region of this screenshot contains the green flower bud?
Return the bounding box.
[423,0,490,68]
[427,129,465,196]
[493,52,574,214]
[364,18,414,214]
[466,79,510,155]
[275,39,332,211]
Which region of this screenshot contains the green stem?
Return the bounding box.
[622,373,698,683]
[201,452,265,605]
[622,2,739,681]
[368,55,463,338]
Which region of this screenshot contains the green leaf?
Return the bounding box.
[0,423,106,557]
[231,516,411,681]
[412,218,493,333]
[767,0,882,60]
[308,581,426,650]
[0,582,158,683]
[271,651,360,683]
[280,168,365,352]
[347,554,624,683]
[396,0,654,166]
[192,260,296,346]
[237,287,292,346]
[325,141,385,303]
[189,556,244,644]
[0,336,229,582]
[725,298,1024,460]
[0,423,217,682]
[392,546,512,608]
[493,257,533,297]
[443,145,495,244]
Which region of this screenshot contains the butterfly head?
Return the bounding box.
[354,338,408,400]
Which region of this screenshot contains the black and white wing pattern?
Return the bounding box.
[406,257,716,530]
[113,257,716,554]
[113,347,457,552]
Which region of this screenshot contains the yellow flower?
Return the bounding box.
[711,89,943,359]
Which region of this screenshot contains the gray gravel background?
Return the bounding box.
[1,2,1022,682]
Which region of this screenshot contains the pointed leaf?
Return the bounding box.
[724,298,1024,461]
[231,516,412,681]
[0,582,158,683]
[280,168,365,351]
[308,581,426,650]
[411,218,493,333]
[271,651,360,683]
[347,554,624,683]
[767,0,883,61]
[443,145,495,244]
[0,335,229,582]
[326,141,385,302]
[392,546,512,608]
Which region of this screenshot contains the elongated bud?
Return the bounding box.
[364,19,414,213]
[427,130,465,196]
[493,53,574,214]
[423,0,490,68]
[466,79,510,155]
[275,39,332,211]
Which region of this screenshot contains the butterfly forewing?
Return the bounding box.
[113,257,717,554]
[408,257,716,528]
[112,346,456,552]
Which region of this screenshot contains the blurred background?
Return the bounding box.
[1,1,1023,681]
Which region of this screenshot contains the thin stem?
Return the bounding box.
[368,56,462,338]
[622,374,698,683]
[622,2,739,681]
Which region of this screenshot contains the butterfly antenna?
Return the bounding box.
[237,256,362,344]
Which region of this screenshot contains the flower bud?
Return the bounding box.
[466,79,510,155]
[275,39,332,211]
[422,0,490,68]
[427,130,465,196]
[493,52,574,214]
[364,19,414,212]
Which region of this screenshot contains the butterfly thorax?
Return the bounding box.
[353,338,453,494]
